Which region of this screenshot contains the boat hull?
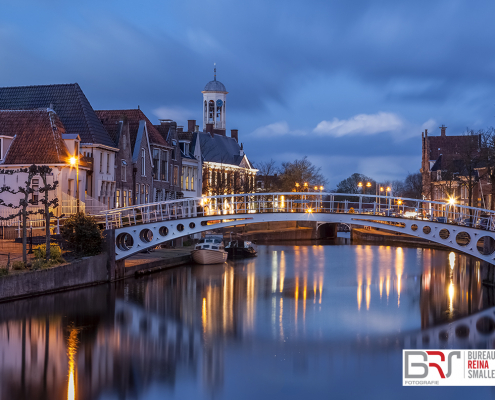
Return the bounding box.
[192,249,228,265]
[226,247,257,259]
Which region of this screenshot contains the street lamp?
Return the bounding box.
[69,155,79,213]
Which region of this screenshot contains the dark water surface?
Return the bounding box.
[1,238,495,399]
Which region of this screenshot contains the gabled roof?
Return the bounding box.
[199,132,253,168]
[96,109,168,150]
[0,109,70,164]
[0,83,115,148]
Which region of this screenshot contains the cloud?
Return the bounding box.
[313,112,404,137]
[152,106,195,125]
[250,121,307,138]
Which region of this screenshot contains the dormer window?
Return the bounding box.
[179,142,190,155]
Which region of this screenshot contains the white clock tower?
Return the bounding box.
[202,64,228,133]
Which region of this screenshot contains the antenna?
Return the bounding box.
[214,62,216,81]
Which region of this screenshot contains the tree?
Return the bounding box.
[278,156,327,192]
[479,127,495,209]
[254,159,279,192]
[459,129,482,210]
[336,173,375,194]
[0,165,59,264]
[61,212,102,256]
[38,166,59,262]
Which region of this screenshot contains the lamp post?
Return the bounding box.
[379,187,384,213]
[69,156,79,213]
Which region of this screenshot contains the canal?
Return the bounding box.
[1,237,495,399]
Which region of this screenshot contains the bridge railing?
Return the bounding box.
[94,193,495,232]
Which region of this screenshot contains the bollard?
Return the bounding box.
[6,253,10,271]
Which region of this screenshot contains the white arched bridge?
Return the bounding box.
[96,192,495,262]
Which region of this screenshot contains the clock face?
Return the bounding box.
[216,99,223,107]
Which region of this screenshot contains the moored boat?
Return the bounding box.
[225,239,257,259]
[192,235,228,264]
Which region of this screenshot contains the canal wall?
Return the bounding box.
[351,227,449,248]
[0,253,109,302]
[220,221,337,241]
[0,230,193,302]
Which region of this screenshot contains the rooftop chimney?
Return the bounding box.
[187,120,196,132]
[230,129,238,143]
[440,125,447,137]
[206,123,214,138]
[177,126,183,133]
[195,125,199,132]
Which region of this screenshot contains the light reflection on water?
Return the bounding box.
[0,241,494,399]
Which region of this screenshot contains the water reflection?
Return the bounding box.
[0,242,494,399]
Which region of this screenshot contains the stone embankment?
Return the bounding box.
[220,221,337,241]
[0,233,193,302]
[351,227,449,249]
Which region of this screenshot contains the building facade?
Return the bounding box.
[421,125,482,208]
[0,83,118,213]
[199,71,257,197]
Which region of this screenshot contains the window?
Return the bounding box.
[141,148,146,176]
[153,149,160,179]
[161,151,168,181]
[129,190,132,206]
[181,166,184,189]
[136,184,140,204]
[191,169,195,191]
[172,148,176,160]
[146,185,149,203]
[106,153,110,174]
[116,190,120,208]
[100,153,103,173]
[121,161,126,182]
[174,166,179,186]
[186,167,189,190]
[32,178,39,205]
[123,190,127,207]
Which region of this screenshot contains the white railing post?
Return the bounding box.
[56,217,60,234]
[373,202,376,215]
[358,196,362,214]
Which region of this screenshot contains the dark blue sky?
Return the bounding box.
[1,0,494,187]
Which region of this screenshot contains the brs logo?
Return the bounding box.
[404,351,461,379]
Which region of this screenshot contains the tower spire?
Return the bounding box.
[214,62,216,81]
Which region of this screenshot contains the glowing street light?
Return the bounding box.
[448,197,455,206]
[68,155,79,213]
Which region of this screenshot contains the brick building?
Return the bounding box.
[97,109,182,207]
[421,125,482,207]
